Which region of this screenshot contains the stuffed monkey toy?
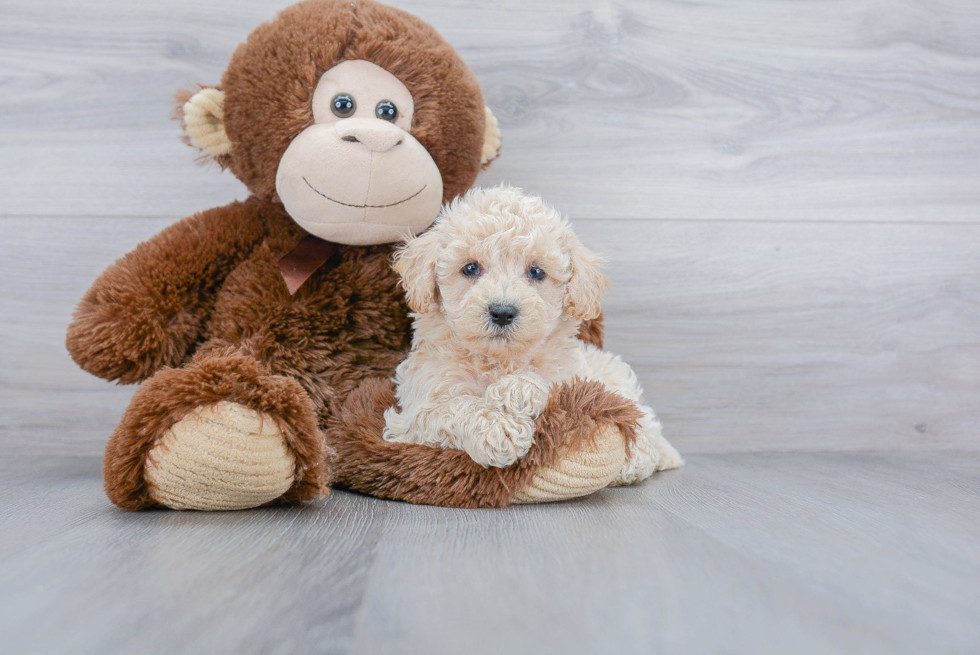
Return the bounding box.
[66,0,642,511]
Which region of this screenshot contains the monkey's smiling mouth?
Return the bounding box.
[303,177,427,208]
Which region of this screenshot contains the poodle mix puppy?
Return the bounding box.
[383,186,683,484]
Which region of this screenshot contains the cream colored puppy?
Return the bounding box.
[383,186,682,484]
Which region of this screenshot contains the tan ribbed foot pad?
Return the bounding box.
[145,401,296,510]
[513,425,626,504]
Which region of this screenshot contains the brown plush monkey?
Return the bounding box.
[66,0,641,511]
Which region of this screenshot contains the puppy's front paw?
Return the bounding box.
[487,373,550,418]
[522,373,551,415]
[469,416,536,468]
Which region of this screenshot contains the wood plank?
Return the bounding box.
[574,218,980,453]
[656,451,980,653]
[352,452,980,654]
[0,218,165,456]
[1,0,979,220]
[2,216,978,456]
[0,456,108,561]
[1,452,977,654]
[0,455,389,654]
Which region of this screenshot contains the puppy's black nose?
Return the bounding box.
[488,303,518,327]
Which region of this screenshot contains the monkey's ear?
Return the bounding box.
[563,231,609,322]
[176,87,232,163]
[392,228,443,314]
[480,106,502,169]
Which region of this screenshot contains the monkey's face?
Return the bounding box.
[275,60,444,245]
[180,1,503,244]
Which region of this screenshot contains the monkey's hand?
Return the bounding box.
[66,202,266,384]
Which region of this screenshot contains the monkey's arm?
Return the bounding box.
[66,201,267,384]
[331,377,643,508]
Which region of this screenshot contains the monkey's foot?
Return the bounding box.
[512,423,626,503]
[144,402,296,511]
[104,351,332,511]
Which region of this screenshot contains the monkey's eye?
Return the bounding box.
[375,100,398,121]
[331,94,356,117]
[461,262,481,277]
[527,266,546,281]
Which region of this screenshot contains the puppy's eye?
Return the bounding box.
[331,94,356,117]
[461,262,482,277]
[527,266,546,281]
[375,100,398,121]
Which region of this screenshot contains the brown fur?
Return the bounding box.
[66,201,268,384]
[576,313,604,347]
[67,0,620,510]
[328,377,640,508]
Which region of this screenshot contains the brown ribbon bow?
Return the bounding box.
[277,234,340,295]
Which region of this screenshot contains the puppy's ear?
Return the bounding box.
[563,232,609,322]
[393,229,442,314]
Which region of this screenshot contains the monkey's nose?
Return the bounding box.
[488,303,519,327]
[336,118,404,152]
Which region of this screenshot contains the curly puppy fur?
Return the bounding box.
[384,187,683,481]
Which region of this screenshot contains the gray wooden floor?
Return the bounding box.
[2,452,978,654]
[1,0,979,653]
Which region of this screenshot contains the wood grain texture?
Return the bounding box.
[1,0,978,220]
[575,219,980,453]
[0,456,388,655]
[3,216,977,456]
[1,452,978,654]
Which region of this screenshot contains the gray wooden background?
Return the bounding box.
[1,1,978,653]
